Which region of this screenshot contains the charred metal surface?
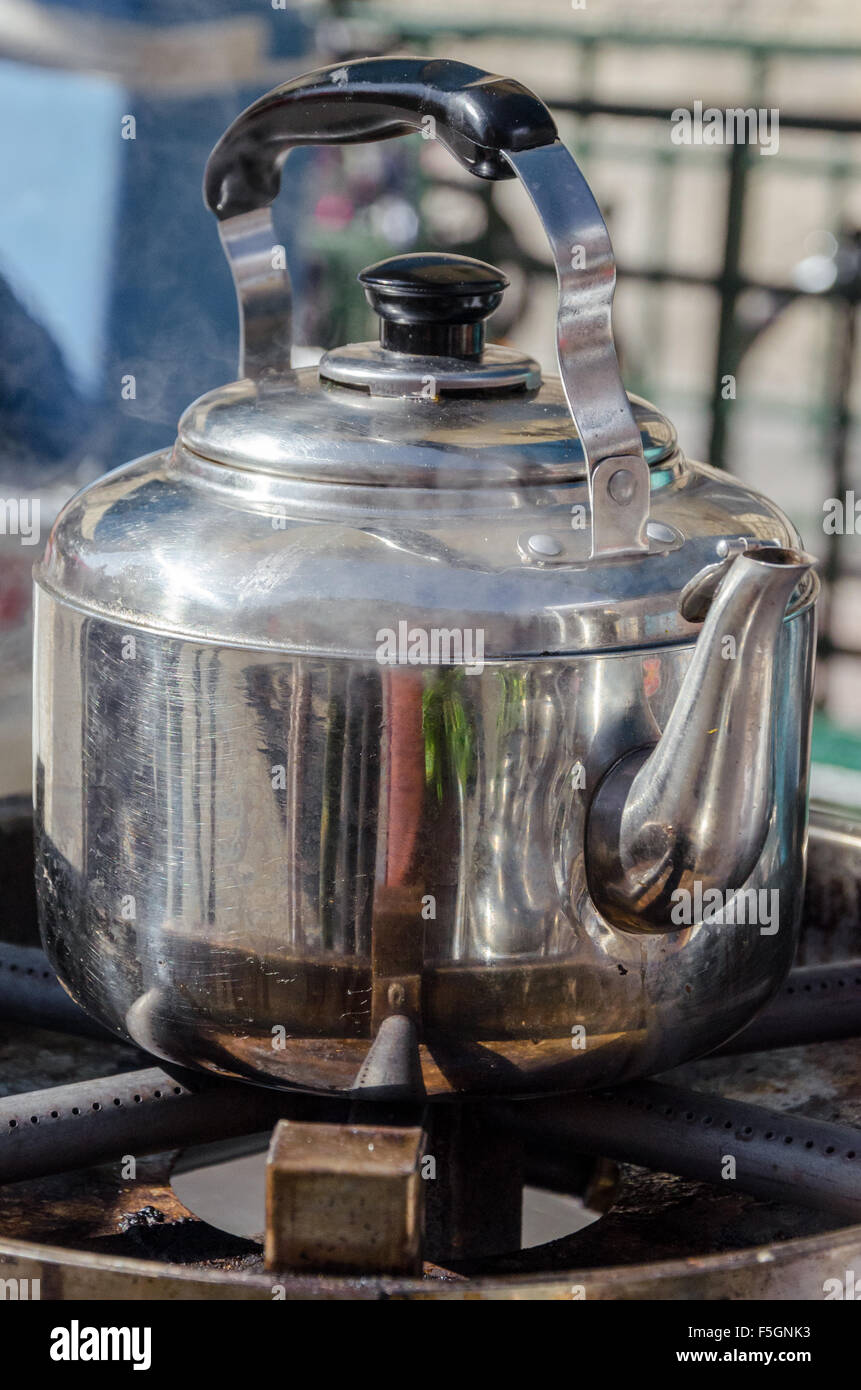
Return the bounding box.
[0,800,858,1297]
[0,1065,335,1185]
[0,1157,258,1267]
[0,798,37,946]
[424,1104,524,1263]
[801,807,861,964]
[715,959,861,1054]
[0,942,114,1041]
[0,1024,276,1276]
[3,1029,859,1296]
[0,1020,143,1100]
[489,1077,861,1220]
[350,1014,425,1101]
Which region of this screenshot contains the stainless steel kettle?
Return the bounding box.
[34,57,818,1098]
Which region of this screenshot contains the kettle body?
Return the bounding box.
[34,57,817,1097]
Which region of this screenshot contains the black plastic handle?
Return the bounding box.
[204,55,558,221]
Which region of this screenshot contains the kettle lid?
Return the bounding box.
[178,251,678,488]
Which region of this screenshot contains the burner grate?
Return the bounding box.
[0,801,859,1298]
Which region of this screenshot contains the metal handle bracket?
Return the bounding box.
[209,59,650,556]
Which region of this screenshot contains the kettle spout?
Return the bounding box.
[586,545,817,932]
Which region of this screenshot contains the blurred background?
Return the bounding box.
[0,0,859,803]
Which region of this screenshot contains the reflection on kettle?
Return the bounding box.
[34,57,817,1097]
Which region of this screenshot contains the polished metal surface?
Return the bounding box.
[505,144,650,557]
[587,545,818,932]
[218,208,292,381]
[34,579,814,1094]
[37,440,805,661]
[216,107,648,557]
[33,57,819,1096]
[317,342,541,396]
[177,374,677,486]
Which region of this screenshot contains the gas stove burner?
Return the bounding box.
[0,801,859,1299]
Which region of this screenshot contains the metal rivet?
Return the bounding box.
[608,468,635,504]
[646,519,675,544]
[527,533,562,557]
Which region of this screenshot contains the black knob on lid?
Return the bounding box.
[358,253,509,358]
